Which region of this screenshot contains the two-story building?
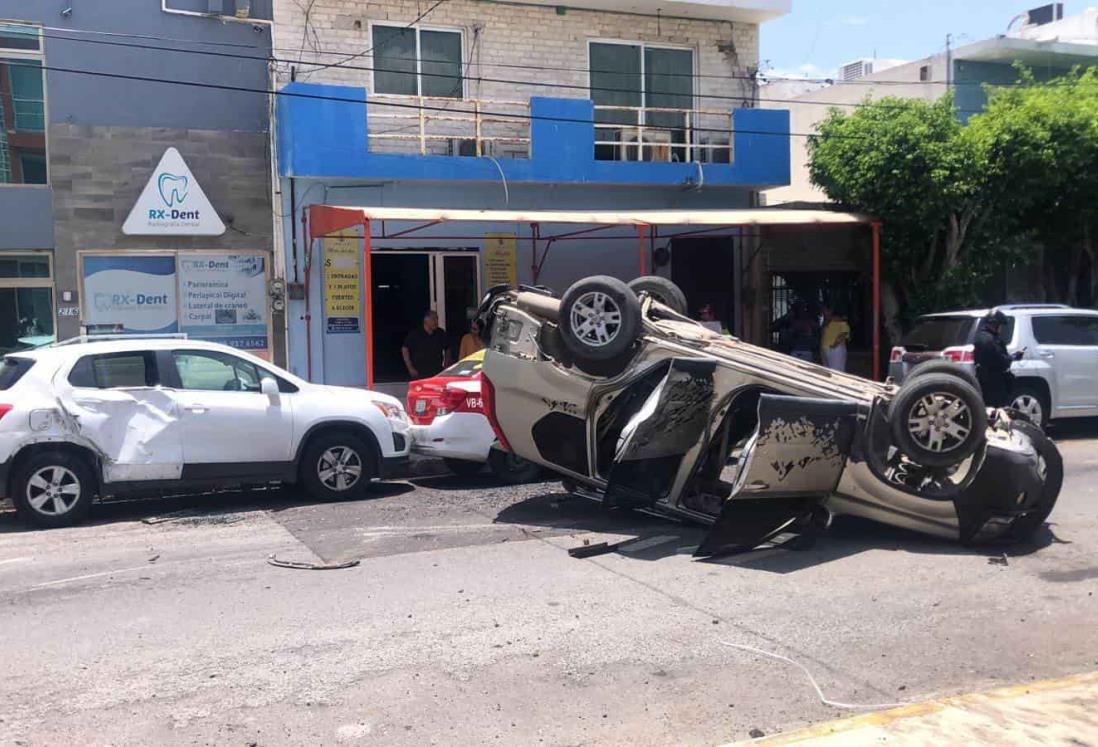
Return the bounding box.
[272,0,798,388]
[0,1,280,360]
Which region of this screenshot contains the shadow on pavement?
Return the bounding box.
[491,492,1064,572]
[0,482,415,535]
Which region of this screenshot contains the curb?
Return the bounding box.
[729,670,1098,746]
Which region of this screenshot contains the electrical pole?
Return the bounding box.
[945,33,953,88]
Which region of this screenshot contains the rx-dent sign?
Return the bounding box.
[122,147,226,235]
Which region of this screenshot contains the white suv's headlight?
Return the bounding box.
[372,401,406,421]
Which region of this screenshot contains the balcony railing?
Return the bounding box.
[593,105,734,164]
[367,95,531,159]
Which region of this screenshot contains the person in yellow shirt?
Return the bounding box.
[459,319,486,359]
[820,305,851,371]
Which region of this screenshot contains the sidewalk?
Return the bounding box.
[738,671,1098,746]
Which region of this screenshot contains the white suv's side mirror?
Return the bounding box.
[260,377,280,398]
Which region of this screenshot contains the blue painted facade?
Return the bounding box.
[277,82,790,188]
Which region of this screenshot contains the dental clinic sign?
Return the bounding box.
[122,147,225,236]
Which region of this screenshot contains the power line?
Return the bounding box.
[2,57,866,140]
[24,29,988,116]
[29,22,1066,89]
[303,0,450,73]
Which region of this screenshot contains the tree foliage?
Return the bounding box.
[807,69,1098,330]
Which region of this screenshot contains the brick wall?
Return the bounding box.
[272,0,758,154]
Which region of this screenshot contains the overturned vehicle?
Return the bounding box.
[476,276,1062,554]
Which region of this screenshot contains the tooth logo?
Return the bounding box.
[123,147,224,235]
[158,173,188,207]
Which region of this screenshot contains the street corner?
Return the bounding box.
[735,671,1098,747]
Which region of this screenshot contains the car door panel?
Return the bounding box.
[169,349,294,465]
[57,351,184,482]
[1032,315,1098,411]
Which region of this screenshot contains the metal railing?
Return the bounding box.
[593,105,734,164]
[367,95,531,158]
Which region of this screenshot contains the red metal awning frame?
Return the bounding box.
[306,204,884,388]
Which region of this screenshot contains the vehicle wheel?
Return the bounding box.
[627,276,688,315]
[1008,420,1063,541]
[443,458,484,477]
[300,432,376,501]
[487,449,542,484]
[905,360,980,391]
[889,373,988,468]
[1009,383,1050,429]
[12,449,96,528]
[559,276,641,362]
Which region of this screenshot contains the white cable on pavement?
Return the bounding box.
[719,641,908,711]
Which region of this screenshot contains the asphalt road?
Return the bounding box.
[2,422,1098,746]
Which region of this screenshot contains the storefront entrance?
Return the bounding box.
[371,250,480,383]
[0,253,54,354]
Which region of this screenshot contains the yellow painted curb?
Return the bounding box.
[728,670,1098,746]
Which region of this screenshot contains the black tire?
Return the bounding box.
[559,276,641,362]
[487,449,542,484]
[443,458,484,477]
[889,373,988,468]
[627,276,688,315]
[300,431,377,501]
[1008,420,1063,541]
[12,449,97,528]
[905,360,980,391]
[1008,382,1050,429]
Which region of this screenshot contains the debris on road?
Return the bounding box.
[147,554,160,563]
[267,553,362,571]
[988,554,1010,567]
[142,509,246,526]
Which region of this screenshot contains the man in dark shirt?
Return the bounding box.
[402,310,450,379]
[973,310,1021,407]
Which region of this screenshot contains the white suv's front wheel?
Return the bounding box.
[12,450,96,528]
[300,432,376,501]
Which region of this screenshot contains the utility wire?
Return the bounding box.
[2,57,865,140]
[27,23,1071,89]
[303,0,450,73]
[24,29,988,116]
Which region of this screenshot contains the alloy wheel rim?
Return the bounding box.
[569,291,623,347]
[317,446,363,491]
[26,466,81,515]
[1012,394,1043,424]
[907,392,972,453]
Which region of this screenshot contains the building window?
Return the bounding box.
[919,65,931,82]
[0,252,53,353]
[0,23,46,185]
[589,41,694,161]
[372,25,463,99]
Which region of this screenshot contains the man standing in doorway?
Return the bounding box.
[402,310,450,379]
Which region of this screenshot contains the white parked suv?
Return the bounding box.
[890,305,1098,427]
[0,336,410,527]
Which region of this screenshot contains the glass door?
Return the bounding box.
[434,253,481,361]
[0,253,53,353]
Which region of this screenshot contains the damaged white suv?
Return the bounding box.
[0,337,410,527]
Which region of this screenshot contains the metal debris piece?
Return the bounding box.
[266,554,360,571]
[147,554,160,563]
[987,554,1009,566]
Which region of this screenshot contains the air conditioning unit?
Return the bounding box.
[447,138,480,157]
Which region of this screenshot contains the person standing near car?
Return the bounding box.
[820,305,851,371]
[402,310,450,379]
[973,310,1021,407]
[459,319,485,359]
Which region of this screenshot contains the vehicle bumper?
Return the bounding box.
[379,454,410,480]
[409,412,494,463]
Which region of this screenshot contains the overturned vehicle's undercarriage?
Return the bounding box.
[477,276,1062,555]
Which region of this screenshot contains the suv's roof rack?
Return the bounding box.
[50,333,190,347]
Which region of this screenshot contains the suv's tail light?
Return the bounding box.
[480,374,511,450]
[890,347,905,363]
[942,346,975,363]
[0,404,11,420]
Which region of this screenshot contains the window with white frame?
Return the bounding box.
[372,24,463,99]
[0,253,54,353]
[589,41,694,162]
[0,23,46,184]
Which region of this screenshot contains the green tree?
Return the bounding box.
[966,67,1098,305]
[807,96,1006,336]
